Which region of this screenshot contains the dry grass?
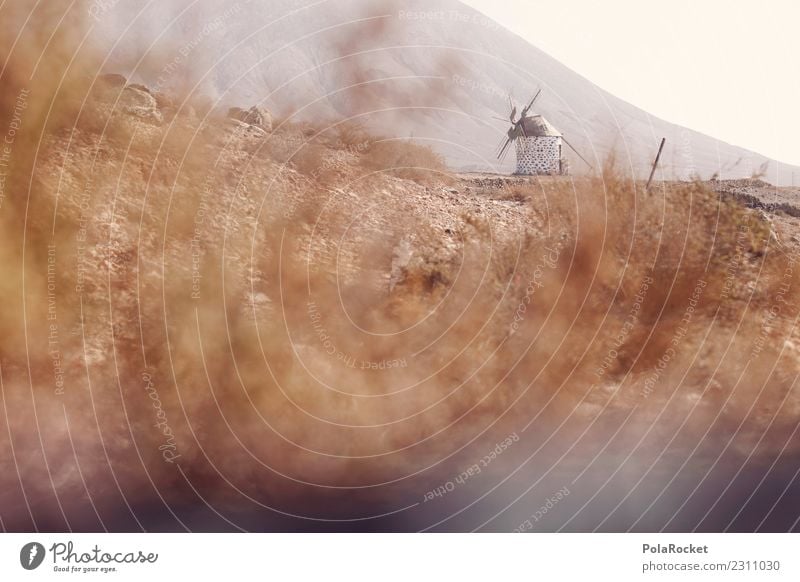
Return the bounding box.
[1,0,799,533]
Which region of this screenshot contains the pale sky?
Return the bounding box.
[461,0,800,167]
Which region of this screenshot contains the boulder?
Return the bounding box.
[242,105,272,130]
[118,85,162,124]
[227,105,272,131]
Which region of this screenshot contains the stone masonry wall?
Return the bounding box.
[515,136,561,175]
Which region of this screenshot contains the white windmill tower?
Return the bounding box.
[496,90,590,175]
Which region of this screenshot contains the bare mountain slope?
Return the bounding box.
[87,0,800,184]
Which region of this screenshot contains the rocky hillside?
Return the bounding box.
[2,61,800,532]
[83,0,800,184]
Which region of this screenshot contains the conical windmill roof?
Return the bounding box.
[519,115,561,137]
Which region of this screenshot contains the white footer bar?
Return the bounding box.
[1,533,796,581]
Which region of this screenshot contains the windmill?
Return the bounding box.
[495,89,541,163]
[494,90,593,175]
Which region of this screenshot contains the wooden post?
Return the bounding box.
[646,137,666,191]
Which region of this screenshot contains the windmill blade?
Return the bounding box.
[499,142,513,163]
[491,115,510,123]
[495,134,510,157]
[497,137,513,161]
[497,138,512,160]
[520,88,542,117]
[562,136,594,170]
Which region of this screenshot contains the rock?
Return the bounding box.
[118,85,162,124]
[242,105,272,130]
[126,83,152,95]
[227,105,272,131]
